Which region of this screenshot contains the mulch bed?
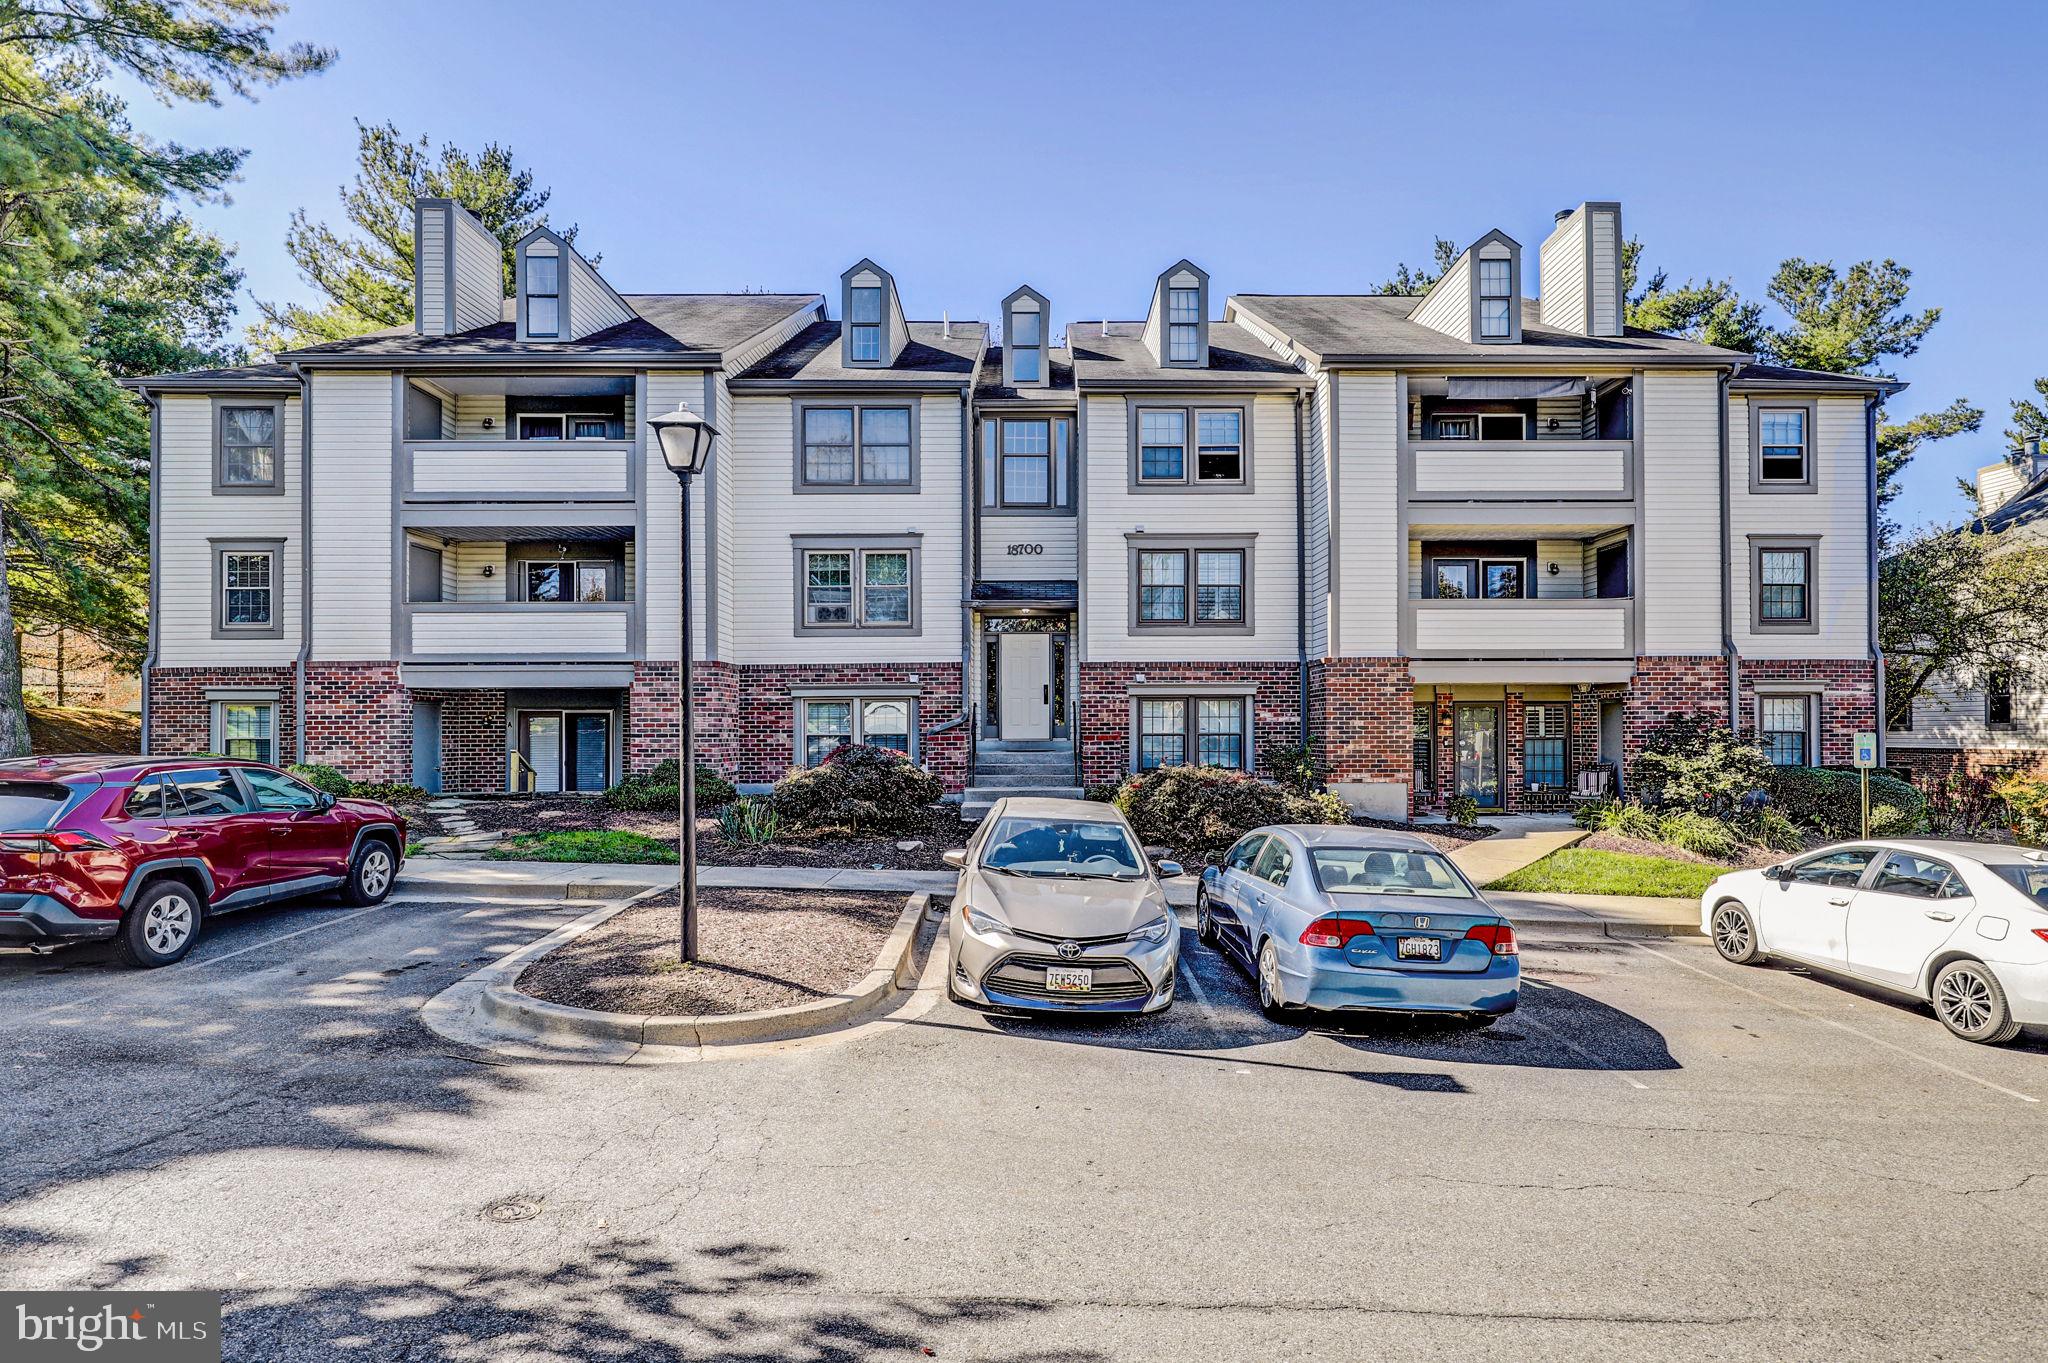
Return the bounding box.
[1353,815,1494,854]
[418,796,970,870]
[517,887,906,1017]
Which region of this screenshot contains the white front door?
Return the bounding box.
[524,715,562,793]
[998,634,1052,741]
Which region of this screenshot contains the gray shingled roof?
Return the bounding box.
[972,580,1078,605]
[277,294,821,363]
[124,361,300,391]
[1974,467,2048,535]
[1228,294,1746,367]
[733,319,986,385]
[1729,361,1905,397]
[975,345,1076,401]
[1068,321,1307,389]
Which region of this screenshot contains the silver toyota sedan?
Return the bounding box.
[942,797,1181,1014]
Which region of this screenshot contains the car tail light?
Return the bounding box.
[0,831,106,853]
[1300,917,1374,948]
[2033,928,2048,946]
[1464,922,1519,956]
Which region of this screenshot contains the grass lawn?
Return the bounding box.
[486,829,678,864]
[1485,848,1722,899]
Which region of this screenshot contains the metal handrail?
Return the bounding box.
[1070,697,1081,787]
[968,703,978,781]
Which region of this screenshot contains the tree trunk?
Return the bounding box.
[0,507,31,758]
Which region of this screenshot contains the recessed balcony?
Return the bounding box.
[1405,373,1634,502]
[400,374,637,503]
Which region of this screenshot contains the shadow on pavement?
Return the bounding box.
[1323,977,1679,1072]
[219,1238,1104,1363]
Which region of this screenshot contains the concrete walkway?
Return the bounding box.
[1444,814,1587,886]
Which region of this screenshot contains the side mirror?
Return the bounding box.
[319,791,338,810]
[941,848,967,870]
[1763,865,1786,883]
[1156,859,1184,879]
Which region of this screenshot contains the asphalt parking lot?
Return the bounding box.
[3,895,2046,1361]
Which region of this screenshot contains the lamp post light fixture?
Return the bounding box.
[650,404,718,963]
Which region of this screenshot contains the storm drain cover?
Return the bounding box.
[483,1196,543,1224]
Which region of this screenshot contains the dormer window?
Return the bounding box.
[1167,288,1201,361]
[1011,311,1042,382]
[1478,259,1511,339]
[849,286,883,362]
[526,252,560,338]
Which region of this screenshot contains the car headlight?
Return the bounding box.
[962,903,1008,937]
[1129,913,1173,945]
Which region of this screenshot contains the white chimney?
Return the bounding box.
[1539,201,1623,337]
[413,198,505,336]
[1978,442,2048,515]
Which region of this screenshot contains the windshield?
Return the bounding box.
[0,782,75,832]
[1990,864,2048,904]
[1310,847,1474,898]
[981,818,1146,880]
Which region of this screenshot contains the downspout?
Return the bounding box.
[139,389,161,754]
[290,362,313,765]
[1718,368,1740,732]
[1294,390,1309,749]
[1867,393,1884,764]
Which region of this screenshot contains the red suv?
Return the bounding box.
[0,756,407,968]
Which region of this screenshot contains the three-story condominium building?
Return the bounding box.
[129,197,1895,817]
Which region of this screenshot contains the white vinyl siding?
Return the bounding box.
[1638,370,1723,654]
[416,208,447,335]
[567,249,633,340]
[1333,372,1401,656]
[641,371,712,661]
[1891,673,2048,751]
[449,209,504,333]
[1536,209,1586,337]
[1587,210,1620,337]
[729,392,962,664]
[1409,253,1472,341]
[1083,393,1297,662]
[1534,539,1586,598]
[307,372,394,659]
[1729,393,1871,658]
[155,395,303,666]
[980,520,1078,580]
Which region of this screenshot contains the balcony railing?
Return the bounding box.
[404,602,634,661]
[402,439,636,502]
[1406,597,1632,659]
[1409,440,1631,501]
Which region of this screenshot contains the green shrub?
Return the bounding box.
[1262,740,1325,796]
[286,764,425,806]
[770,744,941,834]
[1993,772,2048,846]
[1747,806,1806,852]
[1443,794,1484,827]
[1574,799,1660,840]
[603,760,738,813]
[1627,713,1773,815]
[1655,809,1741,860]
[1762,766,1928,840]
[715,797,784,845]
[1082,781,1124,804]
[1111,765,1348,860]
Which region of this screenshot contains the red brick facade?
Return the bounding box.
[624,660,738,778]
[1078,661,1306,788]
[146,666,296,760]
[302,663,410,782]
[410,688,506,793]
[1735,658,1878,768]
[725,662,968,792]
[1318,657,1411,793]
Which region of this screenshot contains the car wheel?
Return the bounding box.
[1931,959,2023,1045]
[1256,940,1291,1021]
[1710,900,1765,966]
[343,839,398,906]
[117,881,203,968]
[1195,887,1218,946]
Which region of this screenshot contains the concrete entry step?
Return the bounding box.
[961,784,1087,821]
[976,740,1073,754]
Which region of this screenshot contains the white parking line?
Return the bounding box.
[1628,941,2040,1106]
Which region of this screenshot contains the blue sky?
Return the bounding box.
[132,0,2045,529]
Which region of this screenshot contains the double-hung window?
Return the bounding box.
[800,405,914,488]
[215,403,280,491]
[1009,309,1042,383]
[213,544,278,637]
[1755,544,1814,627]
[800,696,914,765]
[999,420,1051,507]
[1478,258,1512,338]
[1167,287,1201,362]
[1135,406,1247,487]
[1754,404,1814,488]
[1524,704,1567,790]
[214,702,276,765]
[848,286,883,362]
[1759,695,1813,766]
[525,253,560,337]
[799,546,916,631]
[1134,695,1248,772]
[1988,670,2016,728]
[1134,545,1248,628]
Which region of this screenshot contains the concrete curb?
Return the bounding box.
[478,891,937,1048]
[1516,920,1705,943]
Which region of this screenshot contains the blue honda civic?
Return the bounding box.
[1197,826,1520,1022]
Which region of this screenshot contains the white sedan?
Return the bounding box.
[1701,840,2048,1044]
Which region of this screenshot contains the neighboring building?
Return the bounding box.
[18,629,141,712]
[129,197,1892,816]
[1886,443,2048,784]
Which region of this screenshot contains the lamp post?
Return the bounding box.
[650,404,717,963]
